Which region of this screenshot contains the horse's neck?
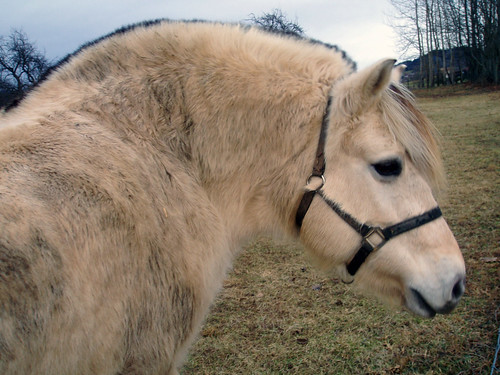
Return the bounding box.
[187,97,326,239]
[28,25,346,240]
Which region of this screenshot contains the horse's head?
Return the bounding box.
[299,59,465,318]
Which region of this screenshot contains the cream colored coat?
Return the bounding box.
[0,21,465,374]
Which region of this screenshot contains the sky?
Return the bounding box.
[0,0,400,69]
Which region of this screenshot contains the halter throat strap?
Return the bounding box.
[294,96,443,276]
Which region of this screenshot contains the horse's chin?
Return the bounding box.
[404,289,437,318]
[333,265,355,284]
[331,266,458,319]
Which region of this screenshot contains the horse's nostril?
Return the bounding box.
[451,277,465,301]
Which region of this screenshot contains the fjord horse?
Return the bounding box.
[0,21,465,374]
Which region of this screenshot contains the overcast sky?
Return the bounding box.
[0,0,400,69]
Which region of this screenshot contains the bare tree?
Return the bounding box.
[390,0,428,86]
[0,29,50,97]
[390,0,499,85]
[479,0,500,82]
[247,9,305,37]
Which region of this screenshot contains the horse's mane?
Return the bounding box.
[54,19,356,76]
[4,19,356,111]
[381,84,445,194]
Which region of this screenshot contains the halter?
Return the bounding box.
[295,95,443,276]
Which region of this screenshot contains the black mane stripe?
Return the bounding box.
[5,19,356,111]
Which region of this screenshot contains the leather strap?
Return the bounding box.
[381,206,442,239]
[295,96,332,228]
[345,206,442,275]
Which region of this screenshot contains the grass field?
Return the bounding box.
[182,86,500,375]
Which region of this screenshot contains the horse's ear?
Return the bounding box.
[391,64,406,83]
[362,58,397,98]
[334,59,396,117]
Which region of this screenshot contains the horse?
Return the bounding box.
[0,20,465,374]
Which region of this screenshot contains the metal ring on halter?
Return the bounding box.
[306,174,326,191]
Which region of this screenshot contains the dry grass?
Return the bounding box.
[182,87,500,374]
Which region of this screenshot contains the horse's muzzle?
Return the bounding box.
[406,275,466,318]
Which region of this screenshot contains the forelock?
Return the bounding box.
[379,84,445,195]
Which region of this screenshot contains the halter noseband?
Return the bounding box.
[295,95,443,276]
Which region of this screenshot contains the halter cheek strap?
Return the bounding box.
[295,96,331,228]
[295,96,443,276]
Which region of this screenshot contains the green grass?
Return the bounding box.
[182,86,500,374]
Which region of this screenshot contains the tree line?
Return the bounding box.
[1,6,498,106]
[390,0,500,86]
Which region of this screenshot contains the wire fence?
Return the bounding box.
[492,306,500,375]
[491,324,500,375]
[491,324,500,374]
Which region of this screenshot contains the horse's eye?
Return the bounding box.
[371,158,402,178]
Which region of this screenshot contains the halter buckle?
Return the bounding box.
[363,227,386,251]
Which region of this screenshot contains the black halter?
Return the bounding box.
[295,96,443,276]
